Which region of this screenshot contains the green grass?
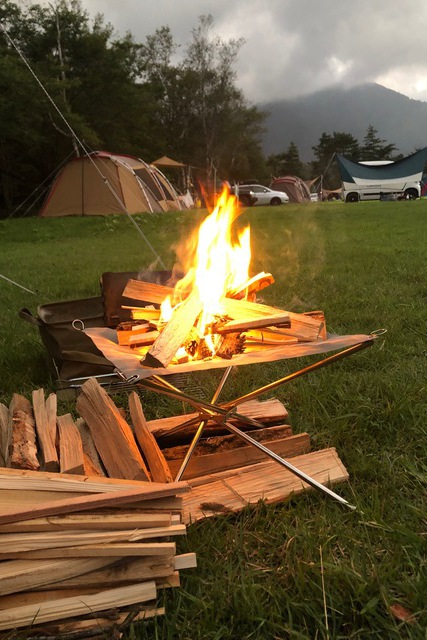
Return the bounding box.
[1,201,426,638]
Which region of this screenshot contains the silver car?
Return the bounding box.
[235,184,289,206]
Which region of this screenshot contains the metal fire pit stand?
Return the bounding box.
[133,338,375,511]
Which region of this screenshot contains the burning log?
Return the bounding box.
[228,271,275,298]
[8,395,39,471]
[122,279,174,306]
[215,312,291,334]
[142,290,203,369]
[76,378,150,481]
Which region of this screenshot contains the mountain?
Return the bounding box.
[259,83,427,161]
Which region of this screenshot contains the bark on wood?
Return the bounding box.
[8,394,39,471]
[32,388,59,472]
[0,581,157,631]
[148,397,289,444]
[76,417,105,477]
[162,424,293,460]
[76,378,150,481]
[0,402,9,467]
[141,290,203,369]
[167,433,311,480]
[0,482,189,526]
[128,392,172,483]
[57,414,85,475]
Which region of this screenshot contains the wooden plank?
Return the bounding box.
[6,542,177,559]
[129,392,173,483]
[57,413,85,475]
[33,555,175,590]
[8,394,39,471]
[142,290,203,369]
[0,403,9,467]
[76,417,106,476]
[0,511,172,533]
[149,397,289,443]
[182,448,349,522]
[0,482,189,526]
[76,378,150,481]
[167,433,311,480]
[0,557,114,596]
[32,388,59,471]
[28,605,164,636]
[0,581,157,631]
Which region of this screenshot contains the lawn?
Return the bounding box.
[0,200,426,639]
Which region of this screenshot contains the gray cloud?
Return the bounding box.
[46,0,427,103]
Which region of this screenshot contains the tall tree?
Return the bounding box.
[360,124,397,160]
[267,142,304,178]
[311,132,360,188]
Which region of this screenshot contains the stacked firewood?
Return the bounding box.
[118,277,327,368]
[0,386,195,637]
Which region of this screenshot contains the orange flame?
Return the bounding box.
[162,187,251,347]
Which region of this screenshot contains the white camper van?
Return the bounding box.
[336,151,427,202]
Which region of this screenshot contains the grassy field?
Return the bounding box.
[0,201,426,639]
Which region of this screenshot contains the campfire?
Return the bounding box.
[118,187,326,368]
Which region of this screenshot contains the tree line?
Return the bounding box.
[0,0,399,217]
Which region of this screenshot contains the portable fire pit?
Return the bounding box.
[82,188,379,511]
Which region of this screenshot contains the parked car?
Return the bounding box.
[231,184,289,206]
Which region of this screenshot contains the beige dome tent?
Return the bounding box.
[39,151,184,217]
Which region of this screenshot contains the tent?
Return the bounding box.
[270,176,312,203]
[39,151,185,217]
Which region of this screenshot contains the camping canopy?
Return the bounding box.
[270,176,312,203]
[152,156,187,168]
[336,147,427,186]
[39,151,185,217]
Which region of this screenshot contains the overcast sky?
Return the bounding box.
[39,0,427,104]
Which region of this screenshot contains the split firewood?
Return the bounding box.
[127,329,160,347]
[0,581,158,631]
[57,414,85,475]
[218,297,324,341]
[216,332,246,359]
[228,271,275,298]
[76,378,150,481]
[0,403,9,467]
[32,388,59,472]
[141,290,203,369]
[76,417,105,476]
[215,312,291,334]
[166,432,311,480]
[45,392,57,440]
[128,392,173,483]
[125,306,161,321]
[8,395,39,471]
[303,310,327,340]
[122,279,175,305]
[116,320,151,346]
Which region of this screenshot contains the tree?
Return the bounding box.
[360,124,397,160]
[267,142,304,178]
[311,132,360,188]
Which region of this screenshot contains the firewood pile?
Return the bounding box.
[117,277,327,369]
[0,385,196,638]
[0,376,349,637]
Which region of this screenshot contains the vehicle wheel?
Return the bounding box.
[270,197,281,206]
[404,188,418,200]
[346,192,359,203]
